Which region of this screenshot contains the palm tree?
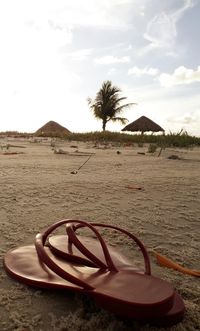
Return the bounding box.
[88,80,136,131]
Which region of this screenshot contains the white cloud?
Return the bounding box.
[168,111,200,125]
[64,48,93,61]
[166,109,200,136]
[107,68,118,76]
[141,0,194,55]
[46,0,134,30]
[94,55,130,65]
[159,66,200,87]
[144,12,176,50]
[128,66,159,76]
[171,0,195,22]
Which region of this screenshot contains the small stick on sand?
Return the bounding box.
[71,154,93,174]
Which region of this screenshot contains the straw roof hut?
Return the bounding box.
[35,121,71,137]
[122,116,164,134]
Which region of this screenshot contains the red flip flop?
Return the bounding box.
[3,219,185,326]
[48,221,185,326]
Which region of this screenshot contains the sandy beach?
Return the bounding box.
[0,137,199,331]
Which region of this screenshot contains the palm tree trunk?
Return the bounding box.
[102,118,107,131]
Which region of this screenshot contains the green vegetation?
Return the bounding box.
[0,130,200,148]
[148,143,158,153]
[0,131,33,138]
[65,131,200,148]
[88,80,135,131]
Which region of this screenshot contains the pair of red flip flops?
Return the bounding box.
[4,219,185,327]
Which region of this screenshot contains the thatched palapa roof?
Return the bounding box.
[35,121,71,137]
[122,116,164,133]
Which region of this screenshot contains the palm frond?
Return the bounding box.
[88,80,136,130]
[115,102,137,113]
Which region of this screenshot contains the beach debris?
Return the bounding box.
[54,148,67,154]
[125,185,143,190]
[117,150,121,154]
[0,143,26,149]
[70,154,93,175]
[70,170,77,175]
[123,143,133,147]
[2,152,25,155]
[53,147,95,157]
[0,143,9,150]
[154,251,200,277]
[158,147,163,157]
[50,139,56,148]
[54,148,69,154]
[73,150,95,156]
[8,144,26,148]
[168,155,181,160]
[137,152,145,155]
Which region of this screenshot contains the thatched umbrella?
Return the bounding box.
[122,116,164,134]
[35,121,71,137]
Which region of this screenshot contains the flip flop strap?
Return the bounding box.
[35,219,118,289]
[35,232,94,290]
[69,222,151,275]
[66,225,117,271]
[50,220,117,271]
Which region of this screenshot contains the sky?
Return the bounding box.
[0,0,200,136]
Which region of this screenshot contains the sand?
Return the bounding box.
[0,137,199,331]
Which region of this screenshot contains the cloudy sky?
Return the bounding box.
[0,0,200,136]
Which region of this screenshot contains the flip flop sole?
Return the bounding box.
[4,244,176,320]
[147,292,185,327]
[4,245,82,291]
